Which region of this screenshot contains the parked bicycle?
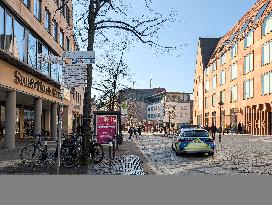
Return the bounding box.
[20,133,81,168]
[86,133,104,164]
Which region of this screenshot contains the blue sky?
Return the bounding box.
[123,0,257,92]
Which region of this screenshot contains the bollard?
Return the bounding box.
[44,136,48,152]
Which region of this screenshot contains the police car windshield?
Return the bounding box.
[182,130,209,138]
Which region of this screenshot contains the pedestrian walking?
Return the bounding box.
[128,127,133,140]
[138,126,142,136]
[238,122,242,134]
[133,127,138,140]
[210,123,216,140]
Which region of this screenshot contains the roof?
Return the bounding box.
[199,37,221,68]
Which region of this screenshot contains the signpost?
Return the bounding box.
[38,51,95,174]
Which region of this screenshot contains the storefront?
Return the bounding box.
[0,52,63,149]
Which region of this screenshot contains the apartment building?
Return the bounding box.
[193,0,272,135]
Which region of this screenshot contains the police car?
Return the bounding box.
[171,128,215,156]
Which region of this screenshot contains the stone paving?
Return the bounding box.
[0,138,146,175]
[135,134,272,175]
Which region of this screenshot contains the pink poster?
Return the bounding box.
[96,115,117,144]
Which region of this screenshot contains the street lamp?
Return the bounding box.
[218,101,224,142]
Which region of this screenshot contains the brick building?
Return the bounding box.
[0,0,82,149]
[193,0,272,135]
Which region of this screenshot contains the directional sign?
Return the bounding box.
[63,51,95,59]
[63,64,87,70]
[38,53,63,64]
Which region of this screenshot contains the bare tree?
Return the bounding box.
[73,0,183,163]
[93,42,133,111]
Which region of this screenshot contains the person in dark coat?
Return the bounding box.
[238,122,242,134]
[138,126,142,136]
[128,127,133,140]
[210,123,217,140]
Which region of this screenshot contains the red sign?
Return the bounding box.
[96,115,117,144]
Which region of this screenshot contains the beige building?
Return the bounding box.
[0,0,83,149]
[193,0,272,135]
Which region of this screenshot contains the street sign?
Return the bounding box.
[38,53,63,64]
[63,64,87,70]
[63,51,95,59]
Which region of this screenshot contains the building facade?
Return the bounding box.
[147,92,193,132]
[0,0,80,149]
[193,0,272,135]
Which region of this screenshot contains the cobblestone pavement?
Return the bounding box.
[135,134,272,175]
[0,138,149,175]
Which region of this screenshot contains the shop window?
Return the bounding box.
[14,20,26,61]
[0,5,4,49]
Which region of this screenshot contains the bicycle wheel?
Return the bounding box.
[90,143,104,164]
[20,145,42,165]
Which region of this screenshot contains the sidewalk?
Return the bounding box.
[0,136,155,175]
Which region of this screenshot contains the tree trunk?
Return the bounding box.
[81,2,95,164]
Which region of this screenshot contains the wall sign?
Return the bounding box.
[14,71,61,99]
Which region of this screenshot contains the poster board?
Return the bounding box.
[94,111,121,145]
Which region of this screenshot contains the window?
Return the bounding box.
[244,30,253,48]
[244,53,254,74]
[262,41,272,66]
[55,0,59,6]
[28,33,37,69]
[220,70,226,85]
[244,79,254,99]
[66,5,70,25]
[254,2,269,23]
[231,63,237,80]
[205,97,209,109]
[231,85,238,103]
[220,90,225,103]
[205,80,209,93]
[148,114,150,118]
[66,37,70,51]
[212,75,216,89]
[220,53,226,65]
[45,8,51,33]
[262,13,272,36]
[0,5,4,49]
[212,94,216,107]
[262,72,272,95]
[53,20,58,41]
[5,13,13,53]
[60,29,64,48]
[212,61,217,72]
[231,43,238,58]
[60,0,65,15]
[34,0,42,21]
[51,63,60,81]
[38,42,50,76]
[148,108,150,111]
[22,0,30,8]
[14,20,26,61]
